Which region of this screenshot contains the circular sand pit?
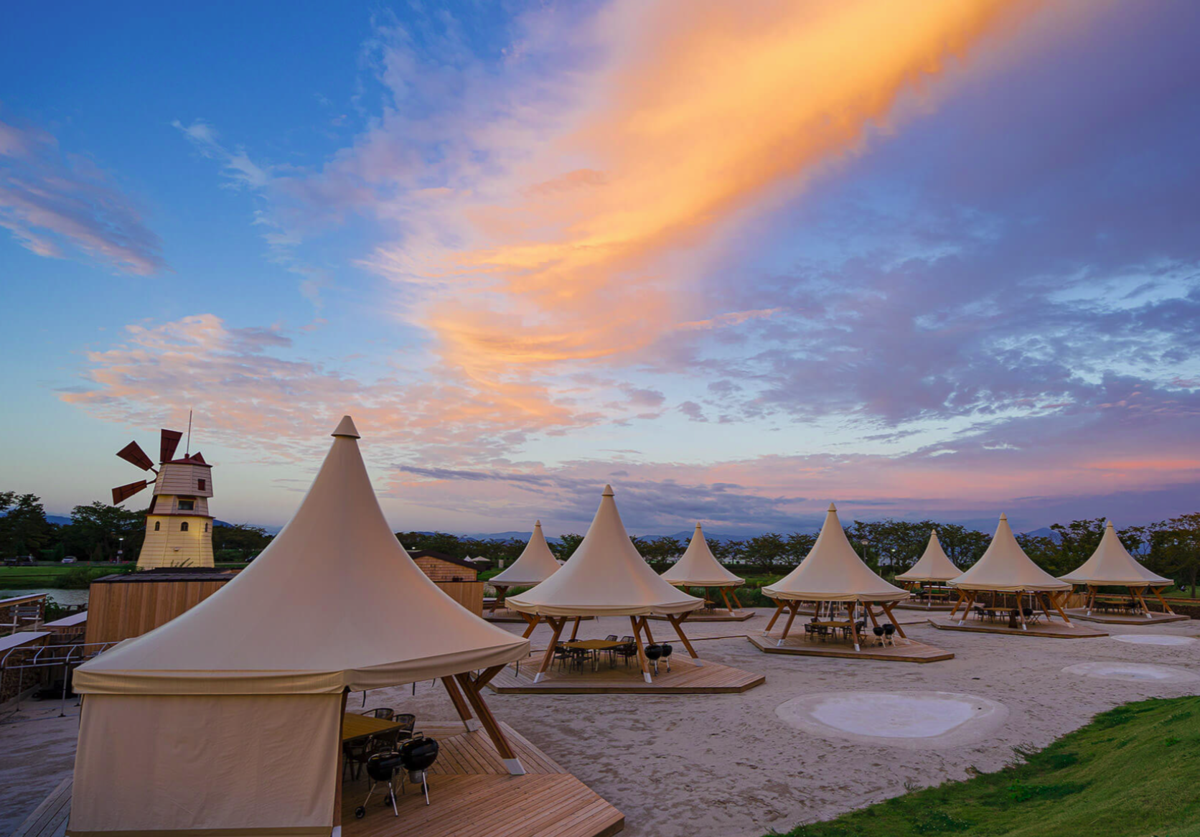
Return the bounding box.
[776,691,1007,750]
[1062,662,1198,683]
[1110,634,1196,647]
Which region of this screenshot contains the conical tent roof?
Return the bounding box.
[661,523,744,587]
[762,504,908,602]
[1060,521,1171,587]
[896,530,961,583]
[73,417,530,695]
[506,486,702,617]
[490,521,561,587]
[950,514,1071,593]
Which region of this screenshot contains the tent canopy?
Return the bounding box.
[507,486,702,617]
[1060,521,1171,587]
[73,416,530,696]
[896,530,961,583]
[951,514,1071,593]
[490,521,561,587]
[661,523,745,587]
[762,504,908,602]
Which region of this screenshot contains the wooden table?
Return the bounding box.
[342,712,405,743]
[561,640,628,671]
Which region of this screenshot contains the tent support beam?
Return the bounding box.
[1035,592,1056,624]
[880,602,906,639]
[455,672,525,775]
[1130,586,1152,618]
[665,613,702,665]
[1048,591,1072,625]
[520,613,540,639]
[731,588,743,609]
[640,616,656,645]
[1151,586,1174,614]
[630,615,652,683]
[955,590,977,625]
[534,617,566,683]
[441,676,479,732]
[719,587,736,615]
[489,584,509,614]
[778,600,801,646]
[569,616,582,641]
[764,600,786,634]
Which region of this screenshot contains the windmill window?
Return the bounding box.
[178,500,195,511]
[181,522,189,532]
[198,478,206,491]
[154,521,160,531]
[204,522,209,533]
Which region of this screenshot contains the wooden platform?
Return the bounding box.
[747,633,954,663]
[1065,608,1190,625]
[488,653,764,694]
[931,617,1108,638]
[646,610,755,622]
[13,725,623,837]
[895,601,957,612]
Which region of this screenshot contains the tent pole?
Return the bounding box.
[956,591,976,625]
[1151,586,1174,614]
[520,613,541,639]
[719,587,736,615]
[640,616,657,645]
[441,676,478,731]
[490,585,507,614]
[1048,591,1072,625]
[778,600,801,646]
[534,617,565,683]
[1035,592,1055,624]
[731,588,743,609]
[880,602,906,639]
[569,616,582,641]
[763,600,785,634]
[666,613,702,665]
[1131,587,1152,618]
[455,672,526,775]
[630,615,653,684]
[949,590,967,619]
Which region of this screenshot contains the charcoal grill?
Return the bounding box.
[353,735,440,819]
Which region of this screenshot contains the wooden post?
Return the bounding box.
[778,600,801,645]
[455,672,525,775]
[665,613,702,664]
[1151,586,1175,614]
[956,590,977,625]
[880,602,907,640]
[640,616,656,645]
[630,615,652,683]
[1048,591,1072,625]
[520,613,540,639]
[1130,587,1153,618]
[718,587,736,615]
[534,617,566,683]
[569,616,582,641]
[489,585,508,615]
[763,600,786,634]
[442,676,477,731]
[949,589,968,619]
[731,588,743,609]
[1035,592,1056,624]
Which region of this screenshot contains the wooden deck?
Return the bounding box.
[747,633,954,663]
[344,723,622,837]
[488,653,764,694]
[931,616,1108,638]
[646,610,755,622]
[894,601,957,612]
[1065,608,1190,625]
[10,777,70,837]
[484,609,594,624]
[13,725,623,837]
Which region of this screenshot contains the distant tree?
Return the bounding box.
[935,524,990,567]
[634,535,681,566]
[1149,513,1200,598]
[710,538,744,564]
[212,523,273,561]
[744,533,788,574]
[0,493,53,557]
[63,501,147,561]
[785,532,816,564]
[553,534,584,560]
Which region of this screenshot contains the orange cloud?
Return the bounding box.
[415,0,1038,393]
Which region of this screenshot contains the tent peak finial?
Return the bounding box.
[1106,520,1114,529]
[999,512,1008,521]
[828,502,837,512]
[602,484,614,496]
[331,415,360,438]
[535,520,541,527]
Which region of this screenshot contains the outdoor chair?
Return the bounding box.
[553,644,573,672]
[393,713,416,741]
[617,636,638,667]
[365,707,395,720]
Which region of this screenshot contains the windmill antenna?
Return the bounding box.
[186,409,193,455]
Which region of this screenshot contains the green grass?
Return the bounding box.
[0,564,133,589]
[779,697,1200,837]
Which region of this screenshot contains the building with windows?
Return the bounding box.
[136,452,215,568]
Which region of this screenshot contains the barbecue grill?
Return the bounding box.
[353,735,440,819]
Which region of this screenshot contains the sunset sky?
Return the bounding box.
[3,0,1199,535]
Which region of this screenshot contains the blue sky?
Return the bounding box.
[2,1,1199,536]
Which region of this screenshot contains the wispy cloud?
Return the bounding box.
[0,116,165,275]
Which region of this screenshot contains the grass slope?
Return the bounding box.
[782,697,1200,837]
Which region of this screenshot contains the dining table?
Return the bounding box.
[561,639,628,671]
[342,712,406,743]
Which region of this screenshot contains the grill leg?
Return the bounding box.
[388,779,399,816]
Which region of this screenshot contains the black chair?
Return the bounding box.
[394,713,416,741]
[617,636,638,667]
[365,707,394,720]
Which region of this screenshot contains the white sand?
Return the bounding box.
[2,610,1198,836]
[1109,633,1196,646]
[1062,661,1199,683]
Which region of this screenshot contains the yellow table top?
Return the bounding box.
[562,639,628,650]
[342,712,404,742]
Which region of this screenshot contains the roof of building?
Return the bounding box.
[407,550,480,572]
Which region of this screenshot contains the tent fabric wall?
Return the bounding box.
[68,693,341,836]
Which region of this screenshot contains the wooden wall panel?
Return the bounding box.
[436,581,484,617]
[84,580,230,646]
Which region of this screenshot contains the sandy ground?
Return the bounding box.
[2,609,1198,836]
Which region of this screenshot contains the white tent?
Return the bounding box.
[488,521,561,612]
[661,523,744,614]
[949,513,1072,628]
[507,485,703,682]
[68,417,531,837]
[1060,520,1174,616]
[896,530,961,583]
[761,504,908,649]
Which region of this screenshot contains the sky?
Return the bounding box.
[2,0,1199,536]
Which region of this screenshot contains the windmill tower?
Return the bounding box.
[112,427,215,569]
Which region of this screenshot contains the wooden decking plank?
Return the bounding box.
[488,655,763,695]
[748,633,954,663]
[10,777,72,837]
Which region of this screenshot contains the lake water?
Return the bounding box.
[0,588,89,606]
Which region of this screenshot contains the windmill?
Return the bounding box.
[112,425,215,569]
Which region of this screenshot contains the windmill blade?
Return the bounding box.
[160,429,183,463]
[117,441,155,471]
[112,480,149,505]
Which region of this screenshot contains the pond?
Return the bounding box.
[0,588,90,607]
